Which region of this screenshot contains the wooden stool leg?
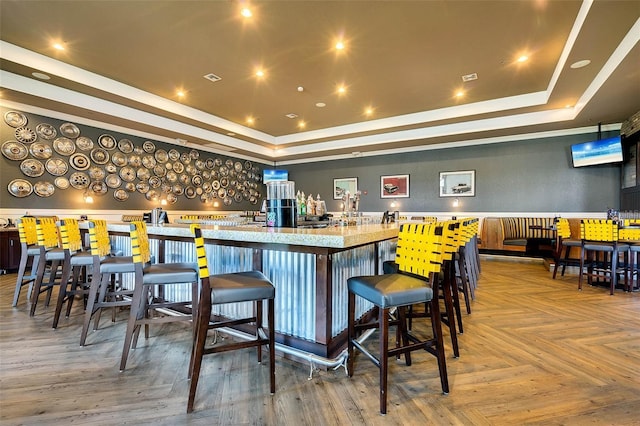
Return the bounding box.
[379,307,389,415]
[187,296,211,413]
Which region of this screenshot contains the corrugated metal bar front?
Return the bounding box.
[262,250,316,341]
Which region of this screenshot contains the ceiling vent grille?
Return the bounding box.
[285,113,298,119]
[461,73,478,82]
[203,73,222,82]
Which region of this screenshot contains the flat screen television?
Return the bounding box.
[263,169,288,183]
[571,136,623,167]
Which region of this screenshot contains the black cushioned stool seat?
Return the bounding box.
[347,222,449,415]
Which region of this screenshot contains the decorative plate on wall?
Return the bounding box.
[36,123,57,140]
[70,153,91,171]
[90,148,109,165]
[180,152,191,164]
[53,137,76,155]
[119,166,136,182]
[136,167,150,181]
[142,154,156,169]
[7,179,33,197]
[153,164,166,177]
[60,122,80,138]
[105,174,122,189]
[118,139,134,153]
[128,154,142,167]
[76,136,94,151]
[15,127,37,143]
[29,142,53,160]
[89,166,106,180]
[90,181,108,196]
[45,158,68,176]
[143,141,156,153]
[54,177,70,189]
[98,134,117,150]
[69,172,90,189]
[4,111,28,128]
[113,189,129,201]
[168,149,180,161]
[111,151,127,167]
[34,181,55,197]
[1,141,28,161]
[20,159,45,177]
[154,149,168,163]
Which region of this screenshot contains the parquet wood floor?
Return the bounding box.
[1,258,638,425]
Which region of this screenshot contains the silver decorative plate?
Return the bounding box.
[70,153,91,171]
[118,139,134,153]
[90,148,110,165]
[105,174,122,189]
[111,151,127,167]
[114,189,129,201]
[34,181,55,197]
[53,137,76,155]
[154,149,168,163]
[143,141,156,153]
[69,172,90,189]
[4,111,27,128]
[36,123,57,140]
[45,158,68,176]
[1,141,28,161]
[76,136,94,151]
[29,142,53,160]
[60,122,80,138]
[20,159,45,177]
[98,134,117,150]
[89,166,106,180]
[54,177,70,189]
[168,149,180,161]
[15,127,37,143]
[8,179,33,197]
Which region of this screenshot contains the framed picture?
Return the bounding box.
[439,170,475,197]
[333,177,358,199]
[380,174,410,198]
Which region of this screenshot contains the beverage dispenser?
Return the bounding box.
[265,181,297,228]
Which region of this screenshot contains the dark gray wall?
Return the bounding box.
[287,132,621,213]
[1,108,264,211]
[1,107,621,214]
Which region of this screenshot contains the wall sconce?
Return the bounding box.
[160,198,167,206]
[452,198,459,207]
[83,190,94,204]
[390,200,397,208]
[213,201,220,208]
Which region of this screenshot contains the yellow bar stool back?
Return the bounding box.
[187,225,275,413]
[552,218,582,279]
[579,219,628,295]
[120,221,199,371]
[51,218,94,328]
[617,219,640,292]
[30,217,63,316]
[347,223,449,414]
[80,220,137,345]
[13,217,39,307]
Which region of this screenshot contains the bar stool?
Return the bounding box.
[187,225,275,413]
[120,221,199,371]
[617,220,640,292]
[80,220,136,345]
[13,217,40,307]
[52,218,94,328]
[30,217,64,316]
[579,219,628,295]
[552,218,581,279]
[347,222,449,415]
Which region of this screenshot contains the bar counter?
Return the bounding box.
[98,221,399,360]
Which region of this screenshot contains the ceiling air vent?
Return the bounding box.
[285,113,298,119]
[461,73,478,82]
[203,73,222,83]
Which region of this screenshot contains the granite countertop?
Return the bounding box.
[99,222,399,249]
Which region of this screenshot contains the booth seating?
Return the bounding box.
[347,222,449,415]
[187,225,276,413]
[13,217,41,307]
[501,217,556,254]
[119,221,199,371]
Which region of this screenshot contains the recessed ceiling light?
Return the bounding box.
[335,41,345,50]
[246,117,255,125]
[364,107,373,116]
[298,120,306,129]
[32,72,50,80]
[517,55,529,63]
[241,7,252,18]
[570,59,591,69]
[455,90,465,98]
[337,85,347,95]
[315,102,326,108]
[176,90,185,98]
[52,42,65,51]
[255,69,265,78]
[297,86,304,92]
